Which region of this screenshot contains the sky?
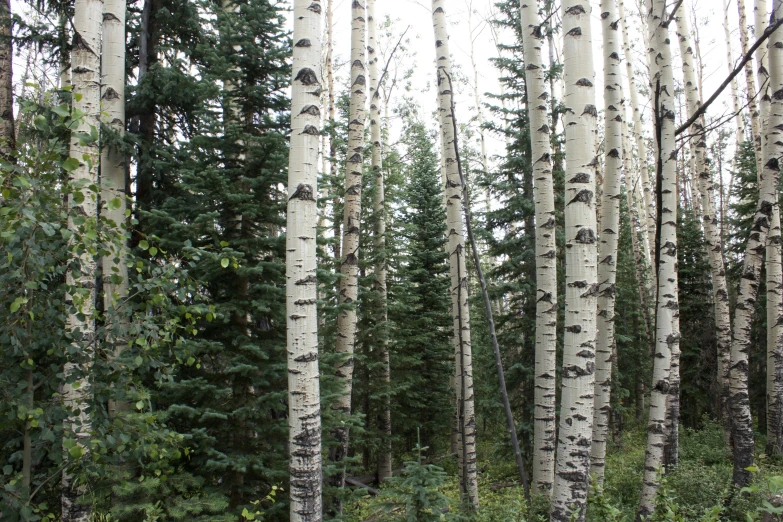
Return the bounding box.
[319,0,755,177]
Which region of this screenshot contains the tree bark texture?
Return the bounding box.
[619,4,656,288]
[286,1,324,519]
[519,0,557,496]
[591,0,622,484]
[739,0,765,179]
[432,0,479,508]
[62,0,102,519]
[0,0,13,157]
[334,0,367,484]
[550,0,599,517]
[638,0,681,516]
[367,0,393,482]
[675,9,734,463]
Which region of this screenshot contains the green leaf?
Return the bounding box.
[51,105,70,117]
[139,240,149,251]
[221,258,230,268]
[72,191,85,205]
[135,356,143,366]
[69,446,84,459]
[135,400,144,410]
[62,157,80,172]
[186,357,195,366]
[108,197,122,210]
[149,247,158,256]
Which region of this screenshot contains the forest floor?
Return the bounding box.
[344,420,783,521]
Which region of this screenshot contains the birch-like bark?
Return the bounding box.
[727,0,783,488]
[550,0,599,517]
[367,0,392,481]
[753,0,783,457]
[0,0,13,157]
[519,0,557,496]
[765,0,783,456]
[723,0,746,145]
[738,0,765,178]
[333,0,367,483]
[102,0,128,422]
[638,0,681,515]
[286,1,323,519]
[674,8,733,462]
[62,0,102,519]
[432,0,479,508]
[619,4,655,284]
[326,0,339,261]
[591,0,622,484]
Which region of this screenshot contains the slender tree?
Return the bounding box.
[724,0,746,146]
[638,0,681,515]
[550,0,599,516]
[675,8,733,464]
[765,0,783,457]
[368,0,393,481]
[102,0,128,422]
[62,0,102,519]
[287,0,323,519]
[591,0,622,484]
[0,0,13,157]
[619,2,656,299]
[334,0,367,486]
[431,0,479,508]
[519,0,557,496]
[738,0,764,179]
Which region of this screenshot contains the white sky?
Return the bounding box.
[320,0,755,176]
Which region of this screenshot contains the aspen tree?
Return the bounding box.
[287,0,323,519]
[102,0,128,422]
[674,8,733,461]
[638,0,681,515]
[752,0,783,457]
[367,0,393,481]
[519,0,557,496]
[334,0,367,484]
[0,0,13,156]
[764,0,783,456]
[591,0,622,483]
[619,2,656,296]
[62,0,102,518]
[431,0,479,508]
[550,0,599,516]
[738,0,765,178]
[326,0,340,261]
[723,0,746,146]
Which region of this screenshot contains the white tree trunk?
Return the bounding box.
[367,0,393,481]
[432,0,479,508]
[723,0,746,145]
[591,0,622,484]
[674,8,733,462]
[102,0,128,422]
[62,0,102,519]
[738,0,765,179]
[519,0,557,496]
[638,0,681,515]
[550,0,599,517]
[286,1,323,519]
[333,0,367,481]
[619,4,656,289]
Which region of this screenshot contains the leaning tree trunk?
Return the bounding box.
[286,1,323,520]
[675,8,733,462]
[0,0,13,157]
[637,0,681,517]
[62,0,102,519]
[591,0,622,484]
[519,0,557,496]
[619,3,655,289]
[102,0,128,421]
[432,0,479,509]
[550,0,599,518]
[333,0,367,492]
[367,0,393,482]
[765,0,783,457]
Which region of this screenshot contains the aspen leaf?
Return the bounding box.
[62,158,80,172]
[108,197,122,210]
[139,240,149,251]
[149,247,158,256]
[221,258,230,268]
[69,446,84,459]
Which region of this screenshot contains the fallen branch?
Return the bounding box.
[346,477,381,496]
